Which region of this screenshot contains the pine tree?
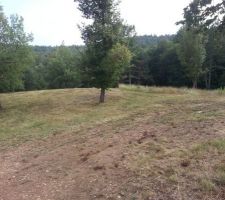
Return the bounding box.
[74,0,134,102]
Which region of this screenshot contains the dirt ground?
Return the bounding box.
[0,116,225,200]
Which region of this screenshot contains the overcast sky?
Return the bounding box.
[0,0,192,46]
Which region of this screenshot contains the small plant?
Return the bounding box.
[215,172,225,186]
[214,165,225,186]
[199,178,216,191]
[192,139,225,155]
[217,87,225,95]
[168,174,178,183]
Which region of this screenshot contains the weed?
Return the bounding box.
[199,178,216,191]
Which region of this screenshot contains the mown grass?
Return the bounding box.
[193,139,225,154]
[191,139,225,192]
[0,85,224,149]
[0,85,225,198]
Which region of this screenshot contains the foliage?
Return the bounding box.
[3,30,223,92]
[148,41,187,87]
[203,28,225,89]
[127,46,153,86]
[45,45,81,89]
[23,45,84,91]
[0,2,224,93]
[100,43,132,87]
[23,64,48,91]
[177,28,206,88]
[0,7,33,92]
[134,35,175,48]
[178,0,225,29]
[75,0,134,102]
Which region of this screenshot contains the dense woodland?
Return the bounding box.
[0,0,225,95]
[15,31,225,91]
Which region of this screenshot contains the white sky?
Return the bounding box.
[0,0,192,46]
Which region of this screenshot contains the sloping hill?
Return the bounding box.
[0,86,225,200]
[134,34,175,47]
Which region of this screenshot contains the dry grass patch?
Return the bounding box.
[0,85,225,199]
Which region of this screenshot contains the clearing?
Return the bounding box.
[0,85,225,200]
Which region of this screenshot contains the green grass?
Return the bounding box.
[0,85,224,148]
[199,178,216,191]
[192,139,225,155]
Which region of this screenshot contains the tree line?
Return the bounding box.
[126,28,225,89]
[0,0,225,103]
[2,33,225,93]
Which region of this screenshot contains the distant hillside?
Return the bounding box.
[32,45,84,57]
[134,34,175,47]
[31,35,175,55]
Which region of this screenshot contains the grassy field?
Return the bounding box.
[0,85,225,199]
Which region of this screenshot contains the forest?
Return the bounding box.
[0,1,225,95]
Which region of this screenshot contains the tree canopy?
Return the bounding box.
[178,0,225,29]
[177,28,206,88]
[0,6,33,93]
[74,0,134,102]
[0,1,224,97]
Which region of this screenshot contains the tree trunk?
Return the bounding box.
[208,70,211,89]
[99,88,105,103]
[205,74,209,89]
[205,69,212,90]
[129,70,132,85]
[193,80,198,89]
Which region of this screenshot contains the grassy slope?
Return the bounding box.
[0,85,225,198]
[0,86,188,145]
[0,86,224,145]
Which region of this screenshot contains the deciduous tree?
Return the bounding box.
[178,0,225,29]
[177,28,206,88]
[0,6,33,109]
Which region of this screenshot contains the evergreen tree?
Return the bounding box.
[74,0,133,102]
